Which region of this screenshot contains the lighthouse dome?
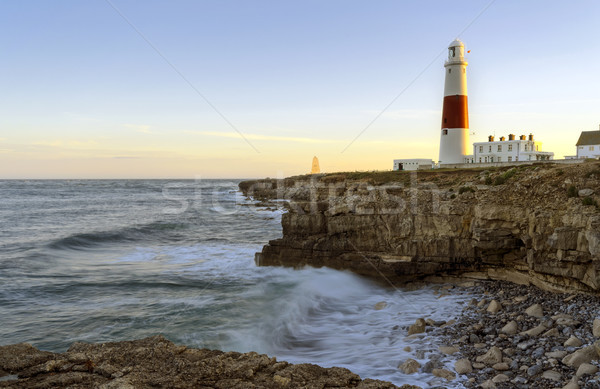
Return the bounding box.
[449,39,464,48]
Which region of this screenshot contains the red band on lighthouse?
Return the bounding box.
[442,95,469,129]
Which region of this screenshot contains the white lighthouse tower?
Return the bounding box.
[439,39,470,165]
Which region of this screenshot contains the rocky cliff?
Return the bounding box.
[240,162,600,294]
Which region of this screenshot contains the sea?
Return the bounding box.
[0,179,469,387]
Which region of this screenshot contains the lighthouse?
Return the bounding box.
[439,39,470,165]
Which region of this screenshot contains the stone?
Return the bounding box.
[593,318,600,337]
[575,362,598,376]
[552,314,580,327]
[407,318,426,335]
[432,368,455,381]
[492,374,509,383]
[579,188,595,196]
[438,346,459,355]
[521,324,547,337]
[546,350,568,359]
[398,358,421,374]
[501,321,518,335]
[542,328,560,337]
[480,379,496,389]
[561,345,599,368]
[525,303,544,318]
[403,346,411,352]
[527,364,542,376]
[472,362,485,369]
[514,295,528,303]
[487,300,502,313]
[454,359,472,374]
[476,347,503,366]
[469,334,480,343]
[542,370,562,382]
[564,336,583,347]
[492,362,509,371]
[563,383,579,389]
[374,301,387,310]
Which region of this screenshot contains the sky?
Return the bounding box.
[0,1,598,179]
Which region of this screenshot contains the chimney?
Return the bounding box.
[520,135,526,140]
[508,134,515,140]
[488,135,495,142]
[500,136,506,141]
[529,133,534,141]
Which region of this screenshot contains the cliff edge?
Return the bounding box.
[240,162,600,294]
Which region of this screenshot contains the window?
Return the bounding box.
[442,129,448,135]
[479,146,483,153]
[479,158,482,163]
[490,157,494,162]
[579,146,584,149]
[508,156,512,162]
[508,144,513,151]
[498,145,502,152]
[590,146,595,151]
[449,69,451,73]
[536,145,539,151]
[525,145,529,151]
[450,47,455,57]
[488,145,492,152]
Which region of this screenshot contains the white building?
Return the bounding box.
[473,134,553,163]
[393,159,433,171]
[575,130,600,159]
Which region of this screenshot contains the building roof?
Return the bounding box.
[449,39,463,48]
[576,131,600,146]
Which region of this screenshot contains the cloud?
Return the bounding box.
[123,124,156,134]
[191,131,341,144]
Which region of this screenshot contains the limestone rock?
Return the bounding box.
[564,335,583,347]
[561,345,599,368]
[492,362,509,371]
[0,336,399,388]
[432,368,455,381]
[407,318,426,335]
[454,359,472,374]
[579,188,595,197]
[480,379,496,389]
[476,347,503,365]
[525,303,544,318]
[563,383,580,389]
[521,324,547,337]
[486,300,502,313]
[575,362,598,377]
[398,358,421,374]
[491,373,509,383]
[438,346,459,355]
[593,318,600,337]
[500,320,518,335]
[542,370,562,382]
[542,328,560,337]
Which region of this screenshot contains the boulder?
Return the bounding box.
[564,336,583,347]
[491,373,509,383]
[500,321,518,335]
[454,359,472,374]
[398,358,421,374]
[407,318,426,335]
[575,362,598,377]
[432,368,455,381]
[438,346,459,355]
[541,370,562,382]
[525,304,544,318]
[476,347,503,366]
[579,189,595,197]
[521,324,547,337]
[593,318,600,337]
[561,345,599,368]
[486,300,502,313]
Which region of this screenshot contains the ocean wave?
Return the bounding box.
[48,222,189,250]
